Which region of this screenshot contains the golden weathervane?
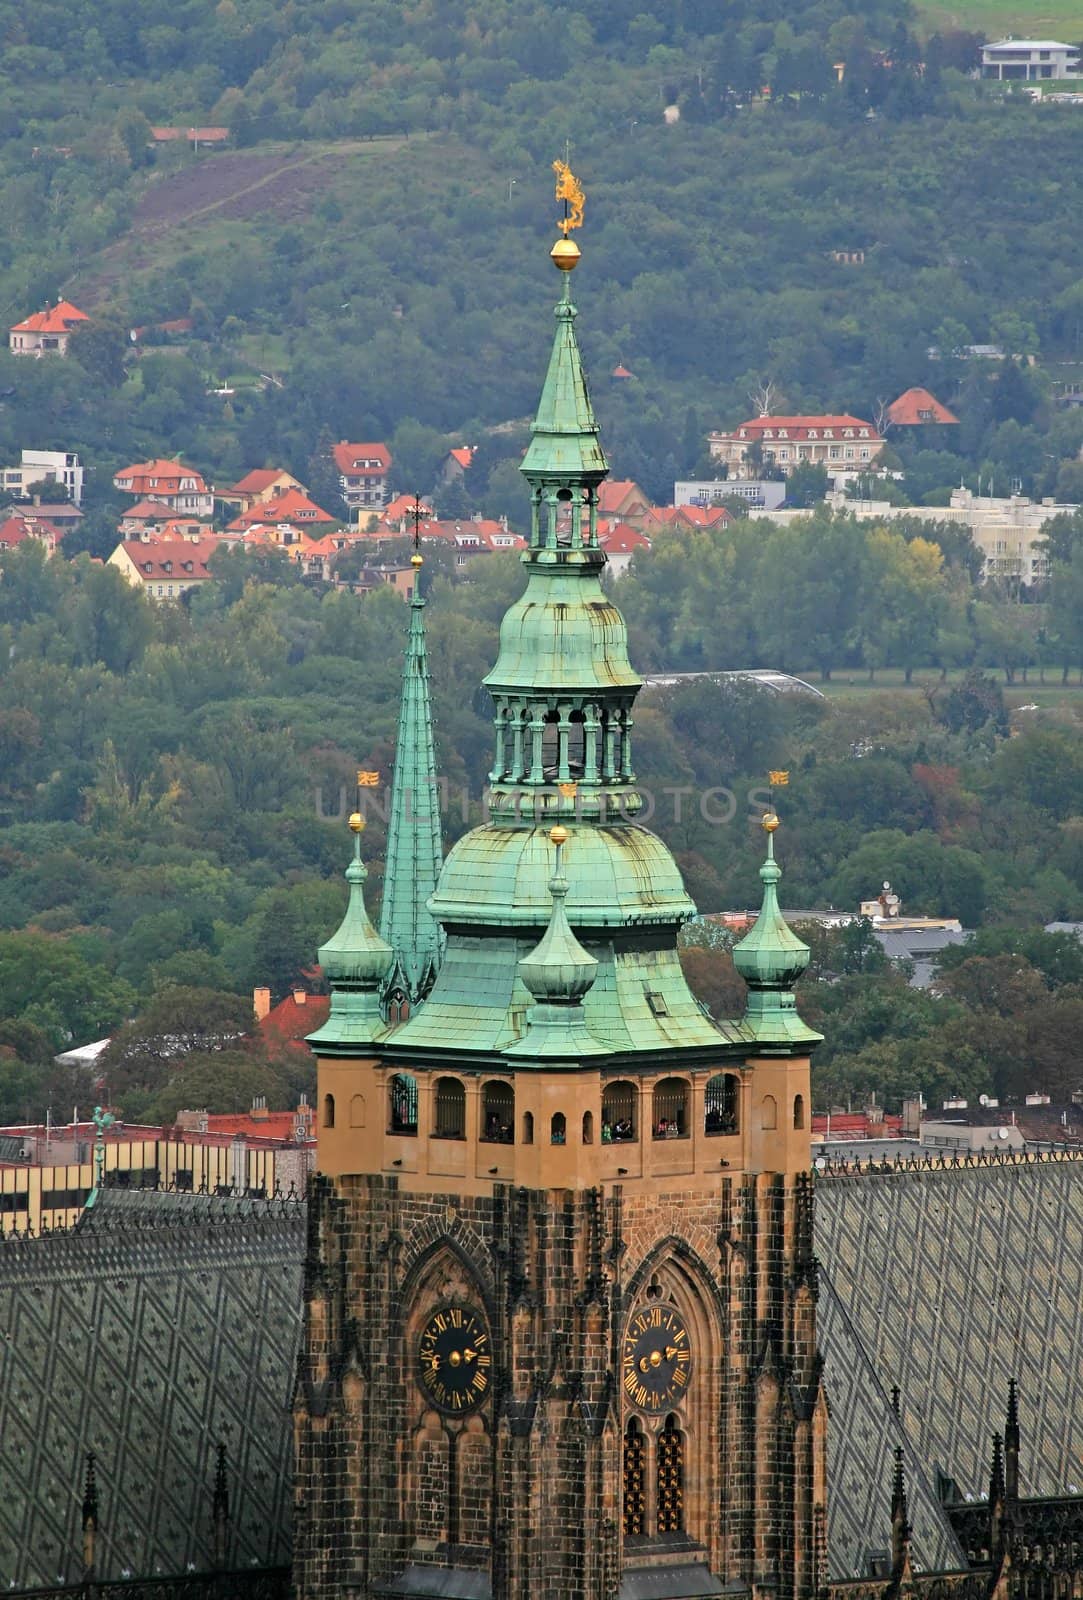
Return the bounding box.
[553,159,585,236]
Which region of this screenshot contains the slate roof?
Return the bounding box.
[0,1188,304,1590]
[816,1156,1083,1578]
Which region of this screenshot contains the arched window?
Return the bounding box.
[481,1080,514,1144]
[541,710,559,779]
[323,1093,335,1129]
[602,1081,637,1143]
[433,1077,465,1140]
[350,1093,366,1129]
[582,1110,594,1145]
[386,988,410,1025]
[705,1073,740,1136]
[522,1110,534,1145]
[652,1078,689,1140]
[623,1418,646,1537]
[793,1093,805,1131]
[550,1112,566,1145]
[567,711,586,776]
[389,1073,418,1135]
[761,1094,778,1131]
[656,1416,684,1534]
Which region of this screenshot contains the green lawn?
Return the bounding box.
[816,667,1083,708]
[915,0,1083,40]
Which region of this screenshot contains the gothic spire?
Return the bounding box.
[733,811,822,1050]
[379,544,444,1010]
[890,1447,912,1579]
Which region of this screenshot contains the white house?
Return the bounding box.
[0,450,84,505]
[981,39,1080,80]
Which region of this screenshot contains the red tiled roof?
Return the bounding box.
[886,387,959,426]
[227,467,302,496]
[115,459,211,494]
[447,446,474,470]
[259,991,330,1043]
[332,441,391,476]
[0,514,63,546]
[652,505,732,528]
[0,518,30,547]
[200,1108,315,1140]
[129,317,194,340]
[122,499,177,520]
[730,415,880,441]
[600,521,651,553]
[597,480,647,513]
[10,298,89,335]
[151,127,229,142]
[611,363,634,379]
[116,537,221,580]
[383,493,433,520]
[228,488,337,529]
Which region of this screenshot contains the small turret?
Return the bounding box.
[733,813,821,1050]
[1004,1378,1020,1505]
[308,814,392,1049]
[506,826,607,1060]
[890,1447,912,1581]
[81,1452,98,1576]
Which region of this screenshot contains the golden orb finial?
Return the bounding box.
[762,812,780,833]
[411,552,423,568]
[349,811,365,833]
[549,824,569,846]
[550,237,581,272]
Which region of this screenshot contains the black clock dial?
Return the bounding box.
[622,1303,692,1413]
[417,1304,492,1414]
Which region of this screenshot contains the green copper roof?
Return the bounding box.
[484,563,641,694]
[308,830,391,1049]
[379,575,444,1007]
[506,831,608,1061]
[519,279,609,483]
[732,826,822,1051]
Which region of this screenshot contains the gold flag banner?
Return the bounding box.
[357,770,380,787]
[769,770,790,786]
[558,782,579,798]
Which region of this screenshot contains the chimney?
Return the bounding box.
[293,988,307,1005]
[253,986,271,1021]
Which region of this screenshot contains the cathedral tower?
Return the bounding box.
[294,173,825,1600]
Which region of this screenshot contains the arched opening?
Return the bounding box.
[623,1418,646,1537]
[550,1112,566,1146]
[522,1110,534,1145]
[386,988,410,1024]
[582,1110,594,1145]
[389,1073,418,1135]
[350,1093,366,1129]
[481,1079,514,1144]
[567,711,586,777]
[761,1094,777,1131]
[652,1078,689,1139]
[705,1073,740,1136]
[323,1093,335,1129]
[541,710,559,780]
[793,1093,805,1130]
[433,1077,466,1140]
[602,1080,637,1143]
[656,1416,684,1533]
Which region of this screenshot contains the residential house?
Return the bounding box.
[707,414,885,482]
[437,446,474,487]
[113,459,215,518]
[981,38,1080,79]
[597,479,652,522]
[218,468,306,516]
[0,450,84,504]
[648,504,733,533]
[332,441,391,510]
[675,478,787,511]
[381,493,434,524]
[228,488,338,536]
[598,522,651,578]
[886,387,959,427]
[0,513,65,555]
[611,363,635,381]
[9,299,89,356]
[118,499,184,536]
[108,537,221,600]
[128,317,194,345]
[445,517,525,564]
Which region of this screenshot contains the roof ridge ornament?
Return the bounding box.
[551,156,584,271]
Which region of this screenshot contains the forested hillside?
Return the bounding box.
[1,0,1082,510]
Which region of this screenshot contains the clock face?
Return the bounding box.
[622,1303,692,1413]
[417,1304,492,1414]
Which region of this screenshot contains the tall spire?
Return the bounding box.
[380,530,444,1010]
[308,813,392,1049]
[733,811,822,1050]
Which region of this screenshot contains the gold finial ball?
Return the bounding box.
[411,552,423,568]
[549,824,569,846]
[349,810,365,833]
[550,237,581,272]
[762,812,780,833]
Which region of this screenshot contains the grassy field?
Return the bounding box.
[915,0,1083,40]
[816,667,1083,711]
